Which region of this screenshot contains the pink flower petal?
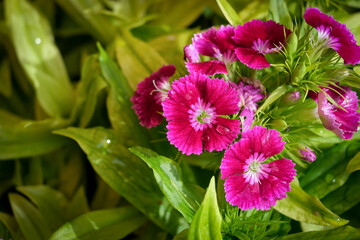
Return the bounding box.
[185,60,228,75]
[235,47,271,69]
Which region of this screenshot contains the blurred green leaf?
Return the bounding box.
[274,178,348,226]
[55,0,115,43]
[216,0,242,26]
[0,59,12,98]
[300,141,360,199]
[183,151,222,170]
[5,0,74,118]
[90,177,121,210]
[277,226,360,240]
[115,28,167,90]
[98,44,150,147]
[129,146,204,223]
[150,0,210,29]
[0,212,19,240]
[269,0,292,29]
[9,193,53,240]
[55,127,188,234]
[0,109,69,160]
[71,55,107,128]
[346,151,360,173]
[65,186,89,221]
[17,185,68,231]
[50,206,146,240]
[322,171,360,215]
[188,177,222,240]
[237,0,269,23]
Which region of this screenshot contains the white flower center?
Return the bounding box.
[316,25,341,51]
[188,98,216,131]
[243,153,267,185]
[252,38,273,54]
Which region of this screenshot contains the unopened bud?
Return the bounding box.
[269,119,288,132]
[286,32,298,56]
[298,146,316,162]
[291,62,306,83]
[282,91,301,105]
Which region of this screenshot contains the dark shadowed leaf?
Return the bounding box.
[277,226,360,240]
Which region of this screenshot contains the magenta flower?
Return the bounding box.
[299,146,316,162]
[162,73,241,155]
[233,20,291,69]
[220,126,296,210]
[304,7,360,65]
[316,84,360,139]
[184,25,238,76]
[131,65,175,128]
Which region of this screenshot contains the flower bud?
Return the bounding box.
[298,146,316,162]
[269,119,288,132]
[286,32,298,56]
[291,62,306,83]
[281,91,301,105]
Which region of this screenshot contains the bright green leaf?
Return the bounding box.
[9,193,53,240]
[129,146,204,223]
[277,226,360,240]
[50,206,147,240]
[0,109,69,160]
[188,177,222,240]
[55,127,188,234]
[5,0,74,118]
[216,0,242,26]
[274,178,348,226]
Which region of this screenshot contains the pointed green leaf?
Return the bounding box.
[274,178,348,226]
[346,151,360,173]
[0,109,69,160]
[188,177,222,240]
[115,28,167,90]
[0,213,19,240]
[5,0,74,118]
[269,0,292,29]
[98,44,150,147]
[90,177,121,210]
[216,0,242,26]
[55,127,188,234]
[129,146,204,223]
[256,84,287,114]
[9,193,53,240]
[277,226,360,240]
[65,186,89,221]
[17,185,68,231]
[50,206,146,240]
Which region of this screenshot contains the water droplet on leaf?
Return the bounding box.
[35,37,41,45]
[216,124,231,135]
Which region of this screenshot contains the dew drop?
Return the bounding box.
[170,90,175,95]
[202,135,210,141]
[35,37,41,45]
[325,174,335,184]
[216,124,231,135]
[106,139,111,144]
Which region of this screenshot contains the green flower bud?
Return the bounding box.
[286,32,298,56]
[291,62,306,83]
[268,119,288,132]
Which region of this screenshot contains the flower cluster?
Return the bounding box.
[131,7,360,211]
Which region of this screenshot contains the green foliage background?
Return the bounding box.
[0,0,360,239]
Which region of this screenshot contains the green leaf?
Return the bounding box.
[71,55,107,128]
[274,178,348,226]
[0,59,12,98]
[55,0,116,43]
[256,84,287,114]
[150,0,210,29]
[55,127,188,234]
[98,44,150,147]
[50,206,147,240]
[237,0,269,23]
[346,151,360,173]
[322,171,360,215]
[17,185,68,231]
[5,0,74,118]
[129,146,204,223]
[216,0,242,26]
[188,177,222,240]
[0,212,19,240]
[0,109,69,160]
[115,28,167,90]
[300,141,360,199]
[65,186,89,221]
[269,0,292,29]
[90,177,121,210]
[277,226,360,240]
[9,193,53,240]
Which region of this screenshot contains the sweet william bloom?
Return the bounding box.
[233,20,291,69]
[162,73,241,155]
[317,84,360,139]
[184,25,238,76]
[131,65,175,128]
[220,126,296,211]
[304,7,360,64]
